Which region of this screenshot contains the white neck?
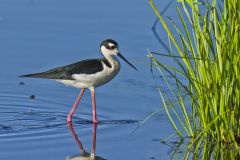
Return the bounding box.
[103,54,120,70]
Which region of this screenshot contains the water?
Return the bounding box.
[0,0,178,159]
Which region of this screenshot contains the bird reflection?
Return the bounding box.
[66,121,106,160]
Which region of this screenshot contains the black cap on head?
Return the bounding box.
[100,39,118,50]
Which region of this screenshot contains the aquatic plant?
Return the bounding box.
[148,0,240,152]
[159,137,240,159]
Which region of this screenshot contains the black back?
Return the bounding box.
[20,58,110,80]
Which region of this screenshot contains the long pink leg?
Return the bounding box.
[90,88,98,123]
[67,88,85,122]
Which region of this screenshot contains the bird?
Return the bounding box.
[20,39,137,123]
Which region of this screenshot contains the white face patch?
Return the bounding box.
[108,43,115,47]
[101,45,118,56]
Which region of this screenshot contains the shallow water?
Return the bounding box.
[0,0,179,159]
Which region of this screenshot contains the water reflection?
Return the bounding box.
[66,121,106,160]
[158,137,240,159]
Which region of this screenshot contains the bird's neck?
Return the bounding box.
[103,54,120,70]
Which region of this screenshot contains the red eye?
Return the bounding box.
[107,45,116,50]
[110,46,116,49]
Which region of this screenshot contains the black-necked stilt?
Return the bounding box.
[20,39,137,123]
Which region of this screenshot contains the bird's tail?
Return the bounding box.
[19,72,50,78]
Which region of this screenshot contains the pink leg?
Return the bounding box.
[90,88,98,123]
[67,88,85,122]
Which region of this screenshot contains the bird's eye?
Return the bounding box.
[106,45,116,50]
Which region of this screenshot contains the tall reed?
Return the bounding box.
[148,0,240,149]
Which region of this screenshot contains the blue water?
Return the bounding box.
[0,0,180,159]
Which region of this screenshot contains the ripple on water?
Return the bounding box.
[0,81,74,141]
[0,84,139,142]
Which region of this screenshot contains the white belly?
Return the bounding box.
[57,61,120,89]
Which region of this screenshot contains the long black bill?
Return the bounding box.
[117,52,137,70]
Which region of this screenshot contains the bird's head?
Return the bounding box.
[100,39,137,70]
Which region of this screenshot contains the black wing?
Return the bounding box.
[20,59,105,80]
